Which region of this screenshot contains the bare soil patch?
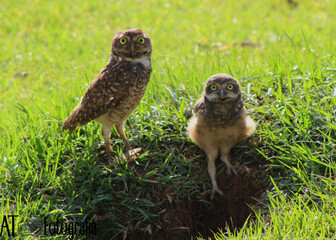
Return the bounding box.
[127,165,264,240]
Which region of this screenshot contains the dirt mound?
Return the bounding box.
[128,166,264,240]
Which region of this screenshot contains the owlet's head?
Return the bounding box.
[111,29,152,59]
[203,74,242,103]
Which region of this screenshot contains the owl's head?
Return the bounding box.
[203,74,241,103]
[111,29,152,59]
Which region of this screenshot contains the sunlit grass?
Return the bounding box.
[1,0,336,239]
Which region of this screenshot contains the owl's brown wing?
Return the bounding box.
[193,98,205,115]
[62,60,136,131]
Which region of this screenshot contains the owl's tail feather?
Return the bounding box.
[61,105,82,131]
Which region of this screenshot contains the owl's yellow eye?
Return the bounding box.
[227,84,234,91]
[138,37,145,44]
[119,38,127,45]
[210,85,217,91]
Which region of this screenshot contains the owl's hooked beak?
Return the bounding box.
[130,43,136,58]
[219,88,225,98]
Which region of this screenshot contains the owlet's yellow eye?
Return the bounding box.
[119,38,127,45]
[227,84,234,91]
[138,37,145,44]
[210,85,217,91]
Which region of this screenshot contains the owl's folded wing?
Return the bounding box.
[61,61,136,131]
[193,98,205,115]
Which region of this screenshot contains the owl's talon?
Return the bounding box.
[211,187,224,200]
[232,167,238,175]
[226,165,238,175]
[123,148,142,162]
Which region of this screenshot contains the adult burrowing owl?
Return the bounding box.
[62,29,152,159]
[187,74,256,199]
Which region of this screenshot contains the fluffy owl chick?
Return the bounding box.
[62,29,152,159]
[187,74,256,199]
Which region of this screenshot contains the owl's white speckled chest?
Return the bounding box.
[95,62,150,128]
[108,83,147,122]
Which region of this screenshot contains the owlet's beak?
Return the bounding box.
[219,88,225,98]
[131,43,135,54]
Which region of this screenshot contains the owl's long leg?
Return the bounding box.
[115,123,131,150]
[102,125,113,158]
[115,123,141,160]
[205,148,223,200]
[220,148,238,175]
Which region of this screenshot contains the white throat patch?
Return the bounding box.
[132,56,151,68]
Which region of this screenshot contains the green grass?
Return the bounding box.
[1,0,336,239]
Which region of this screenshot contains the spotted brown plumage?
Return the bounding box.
[62,29,152,159]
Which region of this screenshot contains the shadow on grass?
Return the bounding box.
[93,140,268,240]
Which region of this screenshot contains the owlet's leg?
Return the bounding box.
[205,148,223,200]
[220,147,238,175]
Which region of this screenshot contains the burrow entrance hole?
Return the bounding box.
[128,165,265,240]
